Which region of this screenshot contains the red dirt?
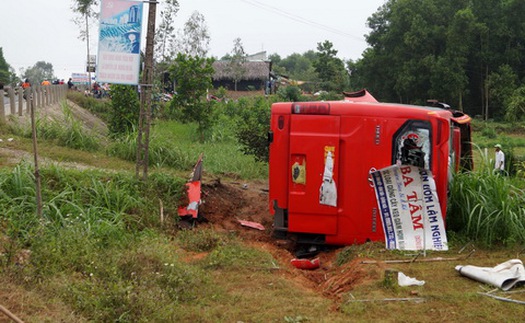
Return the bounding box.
[195,177,380,302]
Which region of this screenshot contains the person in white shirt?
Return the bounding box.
[494,144,505,175]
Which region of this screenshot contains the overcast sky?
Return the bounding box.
[0,0,386,80]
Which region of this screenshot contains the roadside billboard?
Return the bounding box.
[71,73,90,85]
[97,0,143,85]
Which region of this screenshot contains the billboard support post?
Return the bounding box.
[136,1,157,180]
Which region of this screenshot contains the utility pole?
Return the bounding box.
[136,0,157,180]
[86,14,92,88]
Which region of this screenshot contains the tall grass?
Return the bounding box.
[153,120,268,179]
[0,162,282,321]
[0,163,214,321]
[106,130,193,170]
[447,147,525,246]
[9,103,101,151]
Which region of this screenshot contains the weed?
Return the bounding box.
[177,228,224,252]
[203,239,277,270]
[448,154,525,246]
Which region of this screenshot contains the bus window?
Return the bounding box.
[392,120,432,169]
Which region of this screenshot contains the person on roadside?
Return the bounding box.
[494,144,505,175]
[21,79,31,89]
[41,79,51,86]
[67,78,74,90]
[21,79,31,100]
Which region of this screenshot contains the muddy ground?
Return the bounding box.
[196,177,379,302]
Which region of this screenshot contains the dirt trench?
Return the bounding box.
[195,178,379,301]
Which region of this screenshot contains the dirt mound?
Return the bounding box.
[195,177,375,302]
[199,178,273,243]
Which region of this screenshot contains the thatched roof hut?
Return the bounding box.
[212,61,271,81]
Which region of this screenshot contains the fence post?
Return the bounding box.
[55,85,59,103]
[36,86,42,109]
[52,86,56,104]
[46,85,50,106]
[15,87,24,116]
[0,89,5,121]
[18,87,24,115]
[8,87,15,116]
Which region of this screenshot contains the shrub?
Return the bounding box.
[234,96,272,162]
[277,85,303,102]
[109,84,140,136]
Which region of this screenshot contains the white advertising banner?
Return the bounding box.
[371,165,448,251]
[71,73,89,85]
[97,0,143,85]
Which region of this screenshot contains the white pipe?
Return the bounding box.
[455,259,525,291]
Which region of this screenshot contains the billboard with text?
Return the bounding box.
[97,0,143,85]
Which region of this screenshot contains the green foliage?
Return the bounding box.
[0,47,12,85]
[233,96,273,162]
[177,228,225,252]
[168,53,215,139]
[357,0,525,117]
[488,64,518,120]
[314,40,349,92]
[317,91,344,101]
[204,240,277,270]
[228,37,247,91]
[31,233,211,322]
[109,84,140,136]
[106,130,192,169]
[277,85,304,102]
[0,163,185,265]
[516,160,525,179]
[447,155,525,246]
[154,0,180,61]
[480,126,497,139]
[22,61,55,84]
[9,103,101,151]
[67,91,112,123]
[505,86,525,122]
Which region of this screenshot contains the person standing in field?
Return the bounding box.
[494,144,505,175]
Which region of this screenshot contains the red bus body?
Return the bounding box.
[269,97,472,246]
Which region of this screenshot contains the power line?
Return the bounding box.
[239,0,365,42]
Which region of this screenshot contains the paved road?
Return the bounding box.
[2,94,24,116]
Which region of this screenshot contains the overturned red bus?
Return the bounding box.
[268,90,472,247]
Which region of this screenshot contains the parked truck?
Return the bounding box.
[268,90,472,248]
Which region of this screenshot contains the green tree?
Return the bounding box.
[271,51,318,92]
[168,53,215,140]
[177,11,210,57]
[357,0,525,117]
[313,41,348,92]
[0,47,11,85]
[22,61,55,84]
[234,96,272,162]
[487,64,518,120]
[72,0,98,81]
[154,0,179,62]
[227,38,246,91]
[504,86,525,122]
